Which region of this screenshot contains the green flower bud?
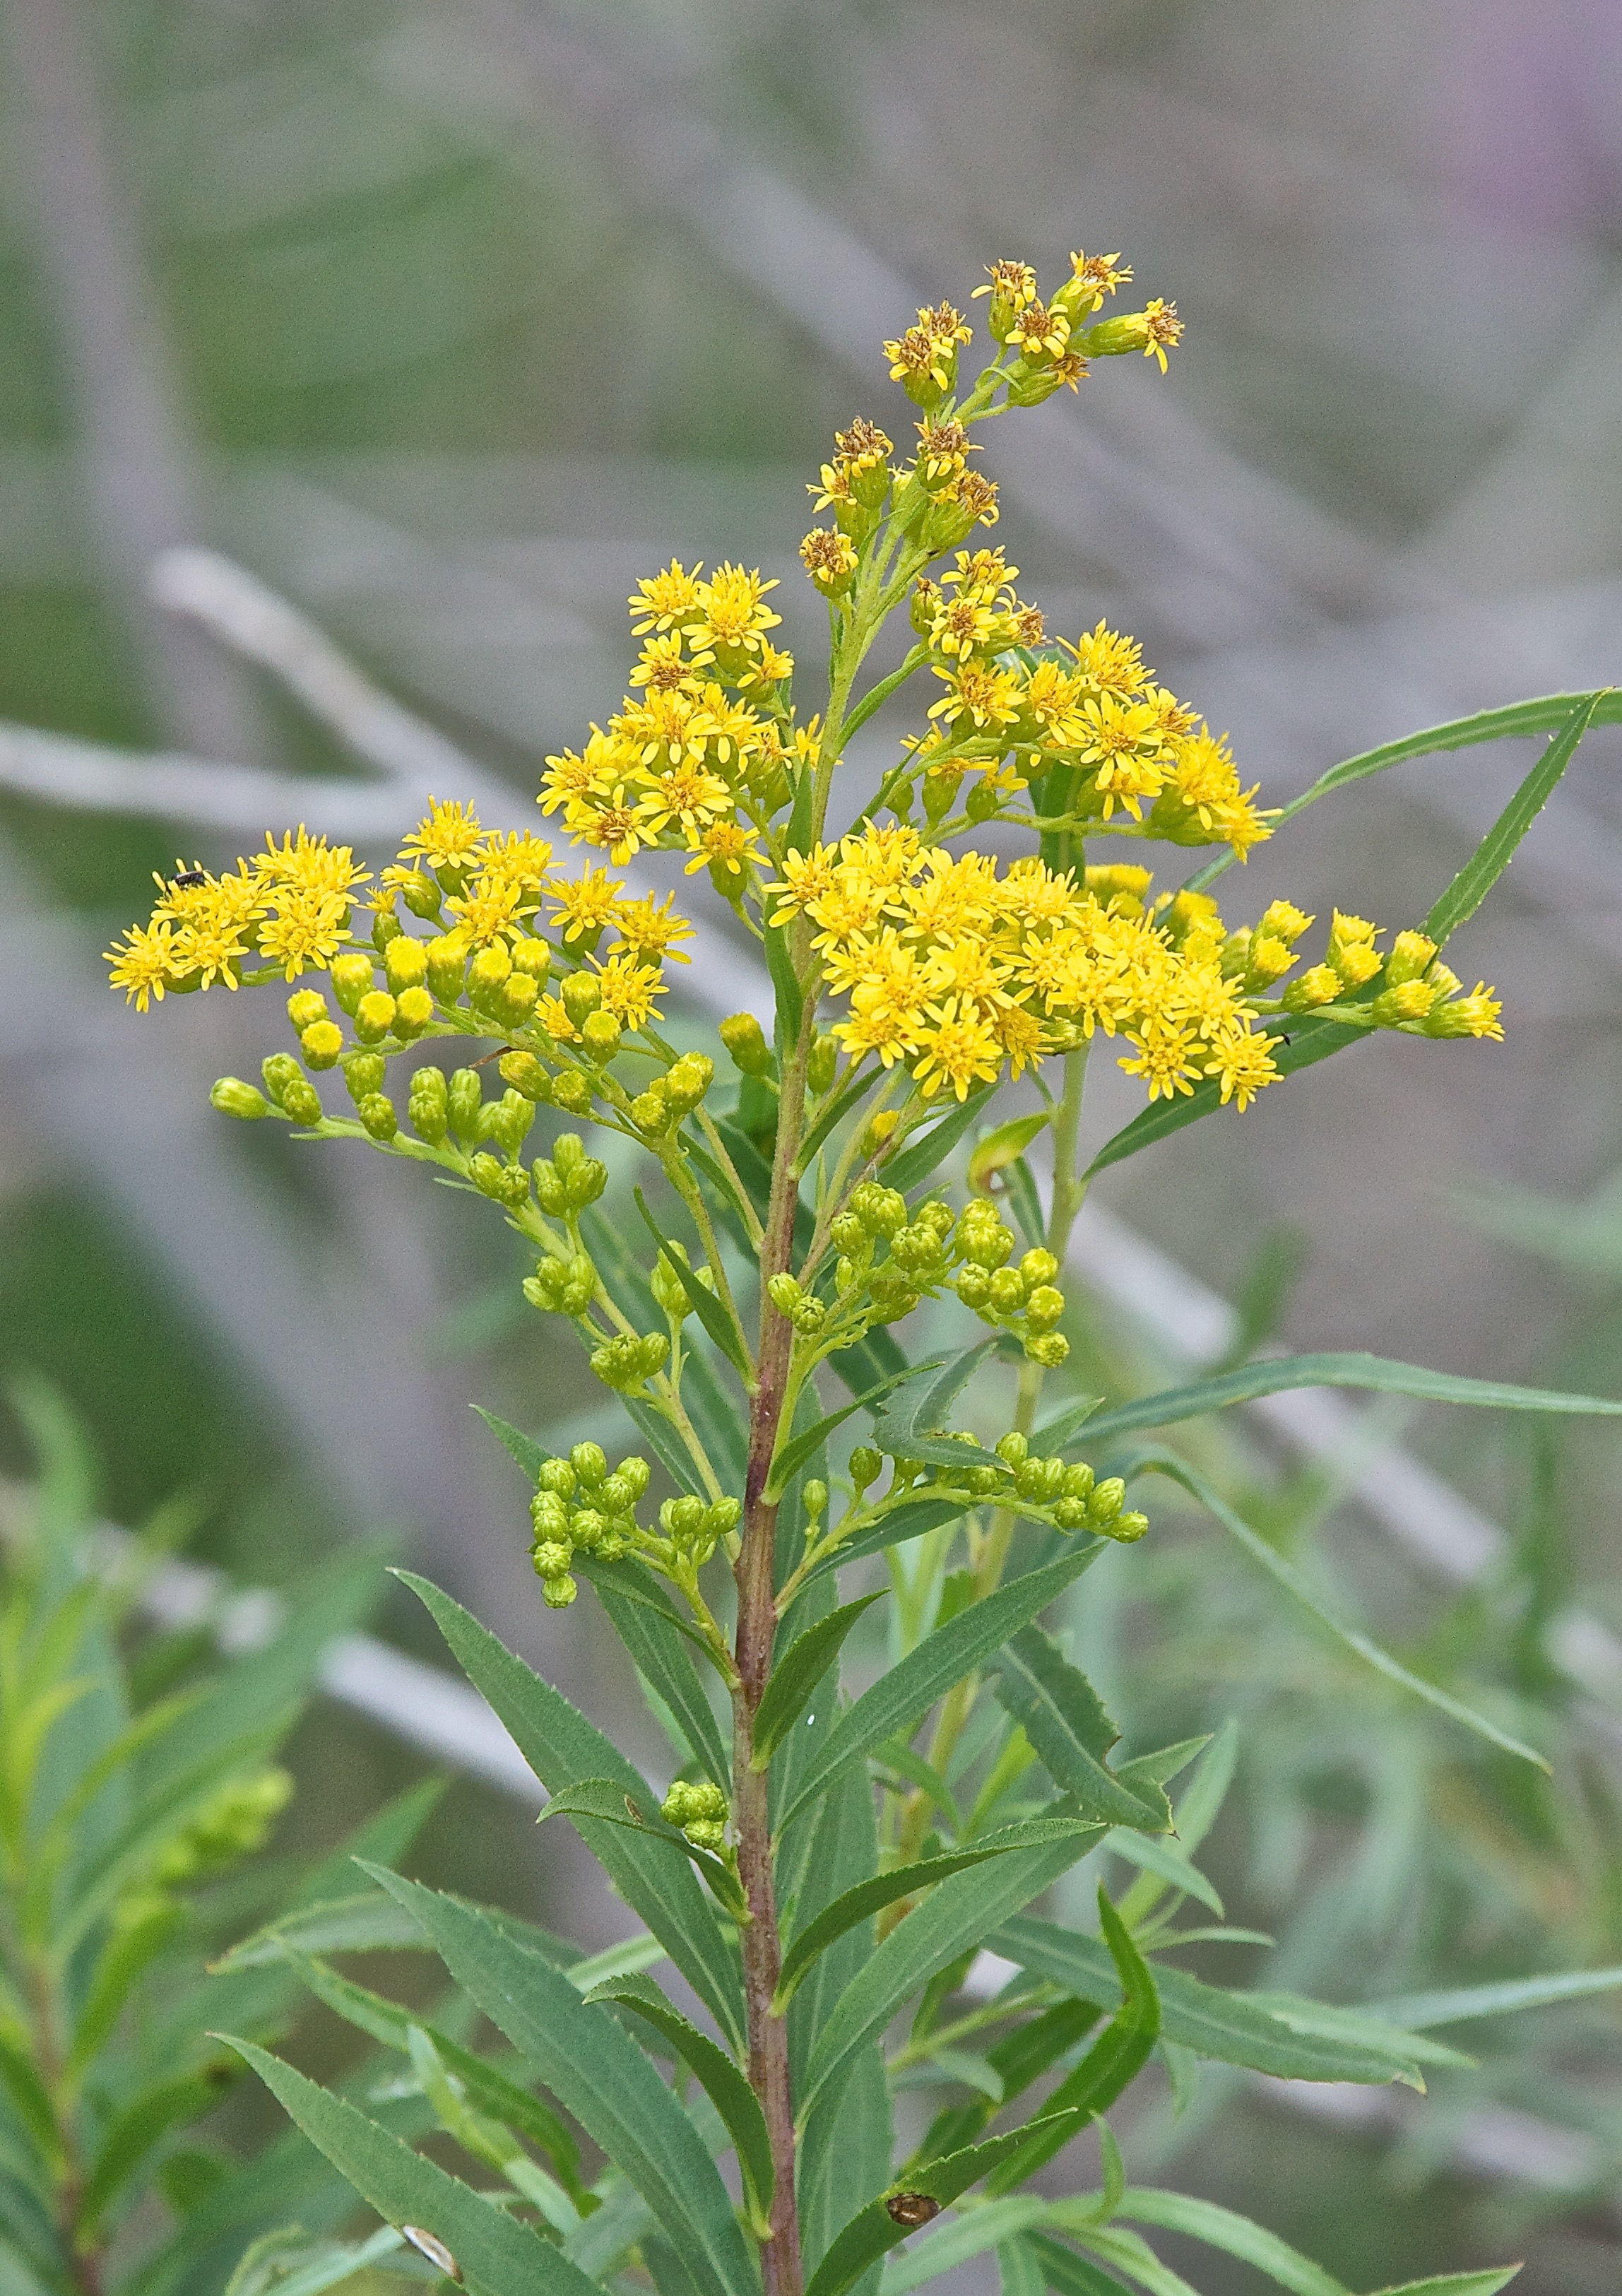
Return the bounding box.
[288,988,328,1032]
[531,1539,572,1579]
[848,1444,882,1491]
[1019,1248,1060,1286]
[850,1182,906,1238]
[568,1509,606,1551]
[966,1464,1005,1496]
[995,1431,1029,1467]
[300,1020,344,1069]
[393,986,434,1038]
[331,952,375,1016]
[1060,1462,1094,1502]
[399,870,442,921]
[531,1492,569,1538]
[552,1070,591,1113]
[802,1478,828,1520]
[630,1088,670,1135]
[409,1066,449,1144]
[988,1268,1026,1313]
[1024,1284,1065,1332]
[496,972,541,1028]
[807,1033,839,1094]
[280,1077,323,1125]
[354,990,397,1044]
[1110,1510,1149,1544]
[357,1093,398,1141]
[426,935,466,1001]
[384,937,429,993]
[791,1296,827,1335]
[1087,1477,1125,1525]
[561,973,601,1026]
[1026,1332,1070,1368]
[373,905,401,947]
[591,1331,667,1391]
[830,1212,867,1258]
[617,1456,651,1501]
[511,937,553,985]
[210,1077,268,1120]
[581,1010,622,1056]
[685,1818,726,1853]
[468,944,513,1007]
[662,1495,707,1541]
[956,1265,993,1310]
[706,1496,741,1537]
[719,1011,771,1076]
[538,1458,577,1498]
[468,1152,527,1202]
[448,1067,483,1145]
[572,1442,608,1486]
[487,1088,535,1156]
[1052,1497,1090,1531]
[344,1052,386,1103]
[767,1274,802,1315]
[261,1053,302,1106]
[1016,1456,1066,1504]
[665,1053,714,1113]
[500,1051,553,1103]
[541,1573,578,1609]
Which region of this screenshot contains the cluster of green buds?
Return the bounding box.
[661,1780,729,1855]
[1216,901,1503,1043]
[653,1492,742,1570]
[529,1444,652,1606]
[768,1184,1068,1367]
[846,1431,1147,1544]
[150,1767,294,1886]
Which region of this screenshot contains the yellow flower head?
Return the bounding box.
[446,874,536,946]
[257,887,354,981]
[1070,620,1149,698]
[692,564,781,660]
[105,918,177,1010]
[550,868,624,943]
[629,560,705,636]
[399,799,483,875]
[255,827,370,899]
[1141,298,1184,372]
[591,952,667,1031]
[612,892,694,965]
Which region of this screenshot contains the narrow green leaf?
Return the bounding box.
[219,2037,589,2296]
[473,1404,546,1484]
[581,1970,774,2226]
[777,1541,1105,1835]
[1115,2191,1348,2296]
[967,1112,1053,1195]
[1029,1396,1105,1454]
[359,1870,760,2296]
[211,1888,440,1971]
[1082,1012,1366,1180]
[776,1818,1105,2010]
[885,1087,999,1195]
[754,1594,887,1768]
[1123,1450,1551,1771]
[538,1778,750,1922]
[916,2001,1101,2166]
[1424,697,1604,946]
[396,1573,745,2048]
[1102,1831,1222,1917]
[800,1821,1098,2121]
[985,1895,1158,2193]
[766,1361,945,1502]
[799,1067,887,1172]
[285,1952,585,2199]
[634,1189,753,1379]
[993,1919,1428,2085]
[763,917,805,1047]
[1005,1161,1047,1253]
[1026,2230,1135,2296]
[574,1553,721,1662]
[1240,1994,1471,2071]
[1082,1353,1622,1448]
[1368,1967,1622,2030]
[80,2074,223,2232]
[588,1568,731,1786]
[870,1339,1007,1471]
[1366,2274,1521,2295]
[990,1628,1168,1832]
[1071,2222,1206,2296]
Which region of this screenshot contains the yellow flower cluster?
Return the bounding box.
[105,800,686,1045]
[907,549,1271,853]
[540,563,798,886]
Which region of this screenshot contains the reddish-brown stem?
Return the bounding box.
[732,988,815,2296]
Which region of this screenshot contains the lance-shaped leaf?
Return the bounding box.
[776,1541,1106,1836]
[540,1780,749,1922]
[1422,697,1602,945]
[357,1870,760,2296]
[800,1822,1099,2122]
[775,1817,1106,2011]
[1029,1396,1105,1455]
[967,1112,1053,1196]
[474,1404,547,1484]
[1367,1967,1622,2030]
[219,2036,593,2296]
[985,1895,1159,2194]
[1112,2191,1349,2296]
[396,1572,745,2048]
[1118,1451,1550,1770]
[754,1594,887,1770]
[990,1628,1168,1833]
[766,1361,943,1501]
[1082,1352,1622,1449]
[1365,2276,1522,2295]
[763,915,805,1047]
[881,2201,1053,2295]
[869,1339,1008,1472]
[581,1970,774,2230]
[284,1951,586,2197]
[917,1999,1102,2165]
[1025,2232,1136,2296]
[803,2111,1089,2296]
[884,1087,1000,1195]
[634,1189,753,1380]
[991,1919,1431,2085]
[213,1888,483,1972]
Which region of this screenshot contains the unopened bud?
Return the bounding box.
[631,1089,670,1135]
[280,1077,323,1125]
[581,1010,622,1056]
[353,990,397,1044]
[561,974,602,1026]
[261,1053,302,1106]
[848,1444,882,1492]
[802,1478,828,1520]
[288,988,328,1031]
[409,1066,449,1144]
[807,1034,839,1094]
[398,870,442,921]
[1026,1332,1070,1368]
[300,1020,344,1070]
[331,952,375,1016]
[500,1051,553,1103]
[995,1431,1029,1467]
[447,1068,483,1145]
[210,1077,268,1120]
[486,1089,535,1156]
[665,1053,714,1113]
[357,1092,398,1142]
[384,937,428,993]
[1024,1284,1065,1332]
[344,1052,386,1103]
[426,936,466,1001]
[511,937,553,985]
[719,1012,771,1077]
[393,986,434,1038]
[767,1274,802,1315]
[552,1070,591,1113]
[496,973,540,1027]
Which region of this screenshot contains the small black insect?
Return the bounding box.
[885,2193,940,2228]
[171,868,209,890]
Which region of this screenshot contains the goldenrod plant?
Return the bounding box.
[107,249,1622,2296]
[0,1383,448,2296]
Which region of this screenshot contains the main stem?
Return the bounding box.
[733,982,815,2296]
